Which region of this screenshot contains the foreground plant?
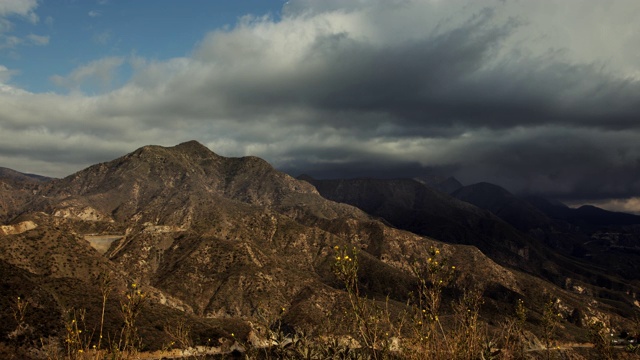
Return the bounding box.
[118,282,146,356]
[62,308,105,360]
[499,298,527,360]
[588,319,613,360]
[332,245,397,360]
[541,296,560,360]
[404,247,455,360]
[96,271,112,351]
[451,286,485,360]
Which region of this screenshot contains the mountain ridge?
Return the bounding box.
[1,140,638,356]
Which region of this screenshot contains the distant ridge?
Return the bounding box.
[298,176,547,272]
[452,182,552,233]
[413,175,463,194]
[0,166,52,183]
[523,195,640,228]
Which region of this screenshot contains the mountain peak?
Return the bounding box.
[172,140,219,157]
[127,141,220,163]
[174,140,210,151]
[0,167,52,183]
[297,174,316,182]
[413,175,463,194]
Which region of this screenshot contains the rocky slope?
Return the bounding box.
[452,182,640,306]
[0,167,50,223]
[301,176,640,319]
[1,141,637,354]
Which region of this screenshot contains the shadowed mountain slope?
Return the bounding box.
[452,182,553,233]
[451,182,640,301]
[298,176,548,272]
[525,195,640,228]
[301,176,640,314]
[413,175,463,194]
[0,167,52,223]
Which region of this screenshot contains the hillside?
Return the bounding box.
[1,141,638,358]
[302,176,640,321]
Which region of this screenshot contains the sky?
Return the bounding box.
[1,0,640,213]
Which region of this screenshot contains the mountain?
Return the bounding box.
[451,182,640,301]
[450,183,585,252]
[0,166,52,184]
[451,183,640,279]
[0,167,52,223]
[301,176,640,320]
[298,176,552,273]
[413,175,463,194]
[1,141,638,357]
[451,182,553,233]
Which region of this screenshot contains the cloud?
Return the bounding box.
[50,57,125,92]
[0,0,39,22]
[0,34,21,49]
[1,0,640,208]
[88,10,101,18]
[0,0,41,51]
[0,64,17,82]
[93,30,111,45]
[27,33,49,45]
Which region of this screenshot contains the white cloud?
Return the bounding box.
[0,0,38,21]
[0,64,15,80]
[88,10,101,18]
[50,57,125,91]
[27,33,49,45]
[0,17,13,33]
[0,34,21,49]
[0,0,42,53]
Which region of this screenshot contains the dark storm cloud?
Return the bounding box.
[209,18,640,134]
